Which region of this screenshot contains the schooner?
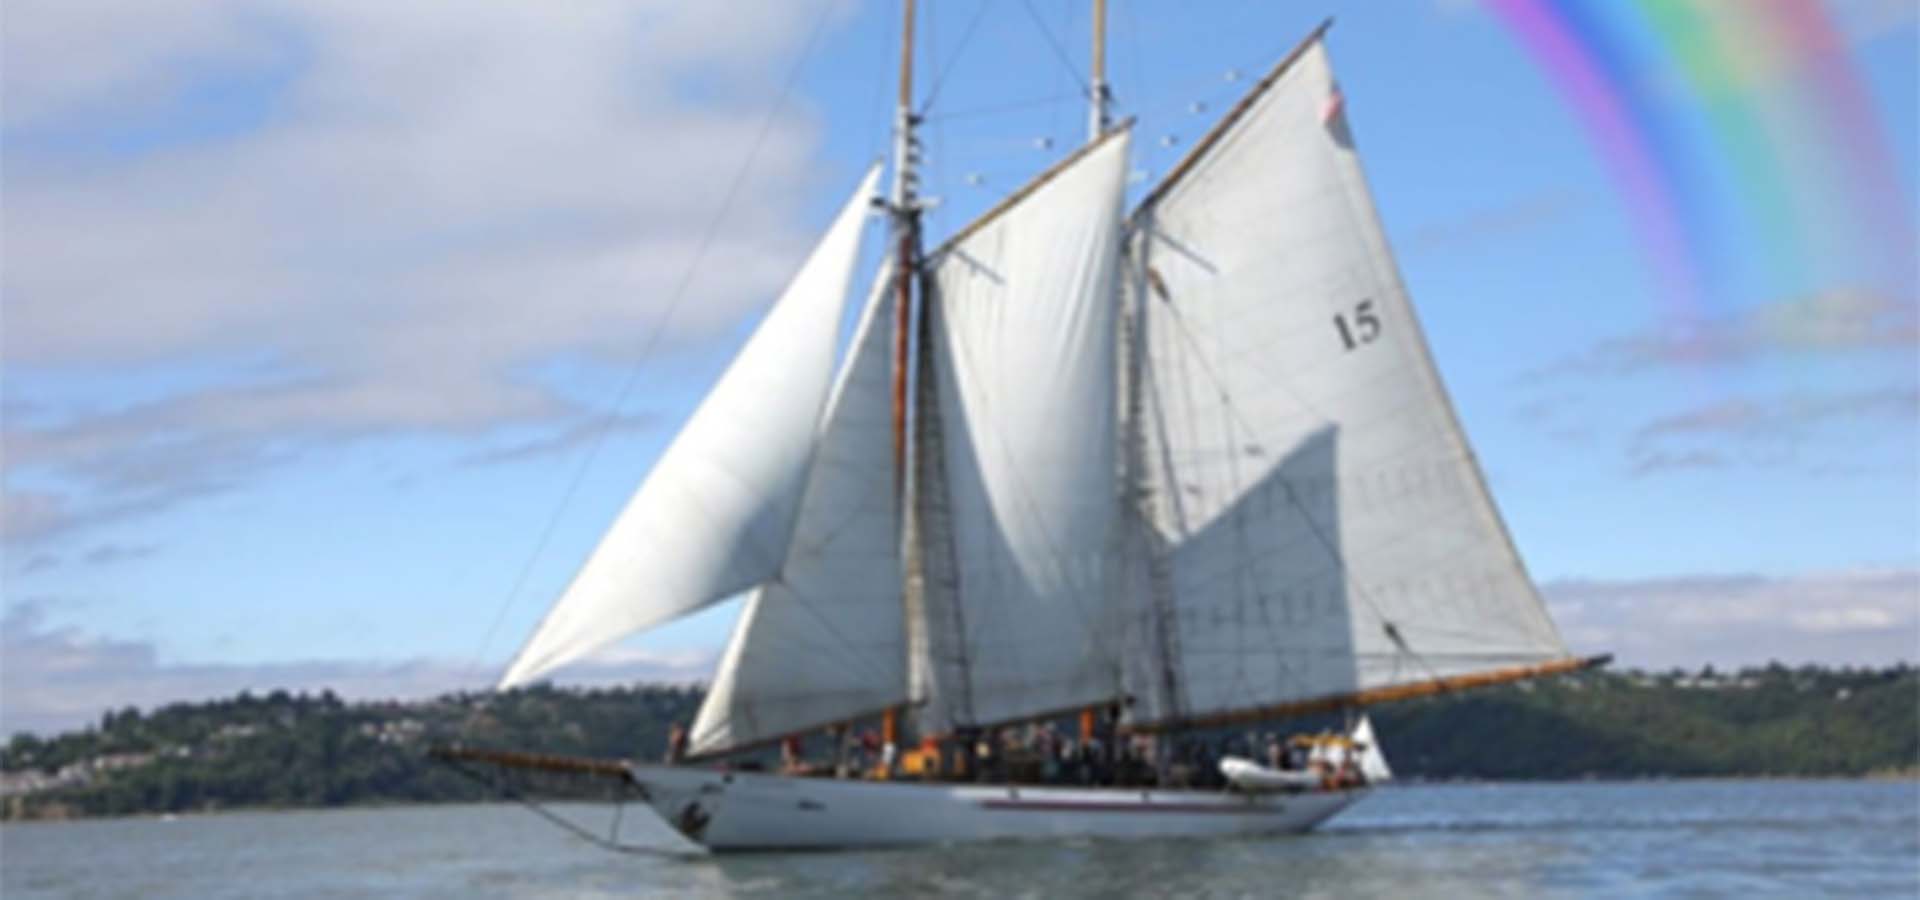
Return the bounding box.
[435,5,1605,852]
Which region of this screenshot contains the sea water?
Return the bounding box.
[4,780,1915,898]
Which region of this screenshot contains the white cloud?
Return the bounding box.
[3,0,856,542]
[0,600,715,735]
[7,567,1915,735]
[1791,606,1897,632]
[1627,387,1920,467]
[1538,289,1918,378]
[1401,188,1583,255]
[1544,568,1920,670]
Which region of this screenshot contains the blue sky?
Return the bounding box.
[3,1,1916,734]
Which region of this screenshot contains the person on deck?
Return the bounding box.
[917,735,939,779]
[1040,726,1061,784]
[664,722,688,765]
[857,728,881,776]
[781,736,804,775]
[974,729,996,783]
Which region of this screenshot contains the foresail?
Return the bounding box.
[915,127,1132,731]
[1123,37,1567,727]
[688,259,905,757]
[499,166,882,689]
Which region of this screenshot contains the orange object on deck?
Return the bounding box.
[1078,707,1096,743]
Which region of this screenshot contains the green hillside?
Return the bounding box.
[4,664,1913,820]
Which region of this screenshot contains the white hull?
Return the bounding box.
[629,764,1365,852]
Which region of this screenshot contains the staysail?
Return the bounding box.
[913,127,1133,731]
[687,260,906,757]
[499,166,882,689]
[1122,35,1567,728]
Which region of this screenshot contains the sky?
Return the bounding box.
[3,0,1916,735]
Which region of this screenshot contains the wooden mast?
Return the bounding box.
[889,0,919,482]
[1088,0,1111,141]
[1072,0,1112,745]
[885,0,923,758]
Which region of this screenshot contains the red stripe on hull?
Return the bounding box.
[976,799,1289,815]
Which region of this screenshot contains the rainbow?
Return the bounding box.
[1487,0,1914,314]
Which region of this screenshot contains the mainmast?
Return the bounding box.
[1088,0,1111,141]
[889,0,921,481]
[889,0,925,752]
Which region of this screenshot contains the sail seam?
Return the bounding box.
[1311,41,1567,654]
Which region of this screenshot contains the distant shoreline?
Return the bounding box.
[7,667,1915,823]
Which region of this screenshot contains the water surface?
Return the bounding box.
[5,780,1914,898]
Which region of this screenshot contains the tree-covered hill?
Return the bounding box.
[3,664,1913,820]
[1376,663,1917,779]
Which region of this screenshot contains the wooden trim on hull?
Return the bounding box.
[1125,654,1612,734]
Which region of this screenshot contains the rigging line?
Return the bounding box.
[435,757,691,859]
[1019,0,1089,94]
[918,0,995,115]
[1176,541,1533,654]
[863,2,894,166]
[1148,253,1335,430]
[936,308,1108,653]
[758,579,906,687]
[1121,0,1145,119]
[1120,48,1284,121]
[1142,274,1405,640]
[922,93,1080,123]
[459,0,840,714]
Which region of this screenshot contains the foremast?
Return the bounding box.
[890,0,965,747]
[1088,0,1112,141]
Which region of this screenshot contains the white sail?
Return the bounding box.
[916,128,1132,729]
[688,260,905,757]
[1124,40,1566,726]
[499,166,882,689]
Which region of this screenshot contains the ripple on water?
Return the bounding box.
[2,781,1914,899]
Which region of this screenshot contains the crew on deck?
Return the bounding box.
[663,712,1370,792]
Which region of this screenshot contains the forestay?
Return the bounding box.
[499,166,882,689]
[917,128,1132,730]
[688,260,906,757]
[1123,39,1566,726]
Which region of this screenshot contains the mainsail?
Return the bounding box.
[687,261,905,757]
[492,21,1590,756]
[913,127,1133,730]
[1120,35,1567,728]
[498,166,882,689]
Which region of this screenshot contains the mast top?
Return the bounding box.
[1088,0,1111,142]
[889,0,922,215]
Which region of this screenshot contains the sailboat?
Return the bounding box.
[435,6,1605,852]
